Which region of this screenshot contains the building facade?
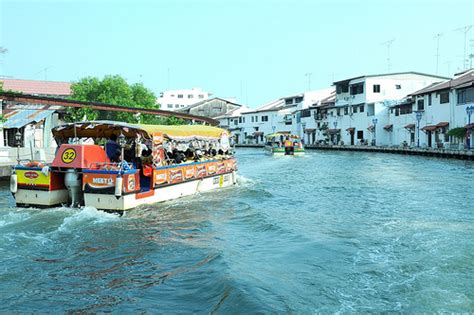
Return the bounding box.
[157,87,211,111]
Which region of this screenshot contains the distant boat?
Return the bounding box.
[264,132,305,156]
[10,121,237,214]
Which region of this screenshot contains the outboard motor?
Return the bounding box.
[285,146,295,155]
[64,169,83,207]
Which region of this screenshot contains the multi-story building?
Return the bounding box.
[157,87,211,111]
[404,69,474,148]
[325,72,449,146]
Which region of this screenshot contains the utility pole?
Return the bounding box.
[469,39,474,69]
[167,67,170,89]
[381,39,395,72]
[304,72,312,91]
[454,25,473,70]
[434,33,443,74]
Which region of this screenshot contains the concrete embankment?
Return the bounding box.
[305,145,474,160]
[235,144,474,160]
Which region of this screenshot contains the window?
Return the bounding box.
[359,105,364,113]
[428,94,432,106]
[400,104,412,115]
[350,83,364,95]
[344,107,349,115]
[178,94,183,98]
[181,105,185,107]
[160,92,164,97]
[336,85,349,94]
[457,87,474,104]
[251,116,254,123]
[175,104,180,108]
[357,130,364,140]
[234,120,238,126]
[373,84,381,93]
[301,109,311,118]
[353,105,358,113]
[255,115,258,122]
[239,117,242,123]
[170,94,175,97]
[395,84,401,89]
[167,104,173,108]
[285,98,293,105]
[295,97,303,103]
[188,94,194,99]
[336,108,341,116]
[440,91,449,104]
[198,94,204,99]
[417,99,424,111]
[261,115,269,122]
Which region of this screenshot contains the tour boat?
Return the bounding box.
[264,132,305,156]
[10,121,237,213]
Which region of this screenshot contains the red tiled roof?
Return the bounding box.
[404,124,415,129]
[421,125,437,132]
[0,79,71,96]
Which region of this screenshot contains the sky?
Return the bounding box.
[0,0,473,108]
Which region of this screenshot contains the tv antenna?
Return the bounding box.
[434,33,443,74]
[381,39,395,72]
[35,67,51,80]
[304,72,312,91]
[454,25,473,70]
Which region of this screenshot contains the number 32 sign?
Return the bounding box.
[61,148,77,164]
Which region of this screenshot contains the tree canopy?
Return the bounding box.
[66,75,184,125]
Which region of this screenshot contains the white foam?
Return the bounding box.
[58,206,120,233]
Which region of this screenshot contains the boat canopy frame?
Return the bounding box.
[52,121,229,142]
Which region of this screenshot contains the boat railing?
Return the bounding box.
[89,161,134,171]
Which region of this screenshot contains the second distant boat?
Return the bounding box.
[264,132,305,156]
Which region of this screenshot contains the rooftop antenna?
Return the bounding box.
[434,33,443,74]
[454,25,473,70]
[444,60,453,76]
[304,72,312,91]
[35,67,51,81]
[381,39,395,72]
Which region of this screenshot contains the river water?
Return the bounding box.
[0,149,473,313]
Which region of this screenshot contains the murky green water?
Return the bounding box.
[0,149,473,313]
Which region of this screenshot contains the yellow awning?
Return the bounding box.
[52,121,228,141]
[139,124,228,139]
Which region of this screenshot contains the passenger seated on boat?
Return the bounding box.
[171,149,186,164]
[105,134,121,163]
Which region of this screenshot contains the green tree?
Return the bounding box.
[66,75,181,124]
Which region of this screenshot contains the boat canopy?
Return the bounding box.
[52,121,228,141]
[266,132,300,139]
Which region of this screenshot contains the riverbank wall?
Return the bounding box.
[235,144,474,161]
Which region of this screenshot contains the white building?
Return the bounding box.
[226,89,334,144]
[323,72,449,146]
[403,69,474,148]
[157,87,211,111]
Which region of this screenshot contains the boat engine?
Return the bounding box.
[64,169,83,207]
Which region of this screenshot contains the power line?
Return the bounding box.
[381,39,395,72]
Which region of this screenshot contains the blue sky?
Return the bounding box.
[1,0,473,107]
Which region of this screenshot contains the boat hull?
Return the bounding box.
[84,171,237,211]
[265,145,305,156]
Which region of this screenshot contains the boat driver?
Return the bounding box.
[105,134,121,163]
